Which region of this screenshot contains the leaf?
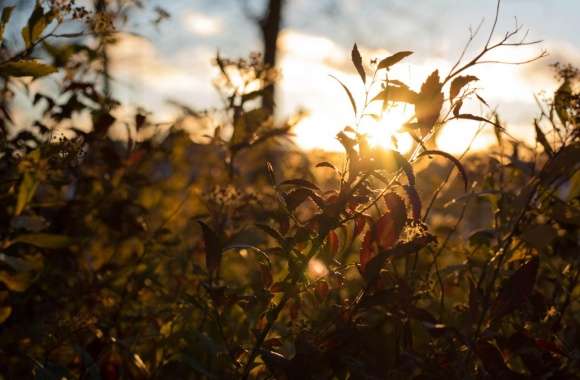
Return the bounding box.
[468,229,496,247]
[279,178,320,191]
[454,113,502,131]
[255,223,286,247]
[449,75,478,101]
[475,93,489,107]
[490,257,539,322]
[554,79,571,124]
[315,161,336,171]
[0,306,11,324]
[402,185,422,221]
[266,161,276,185]
[284,188,315,211]
[351,43,365,84]
[371,85,418,104]
[534,119,554,158]
[0,271,33,292]
[13,233,72,249]
[0,60,57,78]
[475,341,510,376]
[417,150,468,192]
[327,230,339,256]
[452,99,463,117]
[359,230,374,273]
[353,214,367,237]
[21,2,54,48]
[363,235,435,283]
[377,51,413,70]
[415,70,444,134]
[330,75,357,117]
[391,150,415,186]
[15,173,38,216]
[375,213,398,250]
[520,224,557,250]
[0,6,15,40]
[384,192,407,231]
[198,221,222,275]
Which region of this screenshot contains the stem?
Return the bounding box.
[241,234,326,380]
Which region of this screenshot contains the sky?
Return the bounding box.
[6,0,580,153]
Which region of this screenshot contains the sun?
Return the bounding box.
[357,106,414,154]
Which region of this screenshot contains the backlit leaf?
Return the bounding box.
[279,178,320,191]
[0,60,57,78]
[534,119,554,157]
[377,51,413,70]
[417,150,468,192]
[330,75,357,117]
[13,233,72,249]
[449,75,478,101]
[351,43,365,84]
[0,6,15,40]
[415,70,444,133]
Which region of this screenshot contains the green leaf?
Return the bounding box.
[330,74,357,117]
[13,233,72,249]
[377,51,413,70]
[0,6,15,41]
[449,75,478,101]
[15,173,38,216]
[534,119,554,158]
[0,59,57,78]
[351,43,365,84]
[0,306,12,324]
[21,2,54,48]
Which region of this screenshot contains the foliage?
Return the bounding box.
[0,2,579,380]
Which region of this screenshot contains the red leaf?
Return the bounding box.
[359,230,374,273]
[375,213,397,250]
[353,214,367,237]
[384,192,407,230]
[327,230,339,256]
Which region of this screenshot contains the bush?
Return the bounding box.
[0,2,579,379]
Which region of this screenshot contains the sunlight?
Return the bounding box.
[308,258,329,279]
[358,107,414,154]
[436,119,496,154]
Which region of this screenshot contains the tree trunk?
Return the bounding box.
[259,0,284,115]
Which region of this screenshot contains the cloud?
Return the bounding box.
[182,11,223,36]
